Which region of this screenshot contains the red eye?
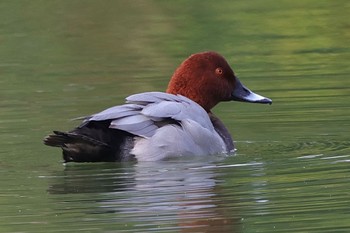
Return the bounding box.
[215,67,223,75]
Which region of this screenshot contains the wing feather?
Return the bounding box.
[82,92,213,138]
[89,104,142,121]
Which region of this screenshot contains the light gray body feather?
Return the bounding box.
[84,92,228,161]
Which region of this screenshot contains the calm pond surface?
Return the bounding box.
[1,1,350,232]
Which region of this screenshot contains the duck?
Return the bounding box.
[44,51,272,162]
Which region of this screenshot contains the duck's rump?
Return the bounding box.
[43,120,135,162]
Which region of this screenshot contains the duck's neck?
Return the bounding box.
[208,112,234,152]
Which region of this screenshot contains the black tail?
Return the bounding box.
[44,122,134,162]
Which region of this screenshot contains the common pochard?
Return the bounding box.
[44,51,272,162]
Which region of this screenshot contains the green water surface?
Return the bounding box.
[0,1,349,232]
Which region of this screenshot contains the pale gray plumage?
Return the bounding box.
[77,92,227,161]
[84,92,216,139]
[110,115,157,138]
[87,104,143,122]
[129,92,215,130]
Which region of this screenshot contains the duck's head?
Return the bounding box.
[166,51,272,112]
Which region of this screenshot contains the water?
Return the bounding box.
[1,1,349,232]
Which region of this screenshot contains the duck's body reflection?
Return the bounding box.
[48,158,240,232]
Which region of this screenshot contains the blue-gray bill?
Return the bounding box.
[231,78,272,105]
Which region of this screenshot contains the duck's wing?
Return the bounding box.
[84,92,212,138]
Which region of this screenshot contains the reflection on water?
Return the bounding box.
[44,149,350,232]
[48,159,242,232]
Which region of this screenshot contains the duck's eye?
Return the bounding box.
[215,67,223,76]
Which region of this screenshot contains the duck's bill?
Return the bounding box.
[231,79,272,104]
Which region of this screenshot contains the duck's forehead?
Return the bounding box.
[184,52,234,74]
[191,53,225,66]
[206,53,230,68]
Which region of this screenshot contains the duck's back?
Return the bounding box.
[44,92,231,162]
